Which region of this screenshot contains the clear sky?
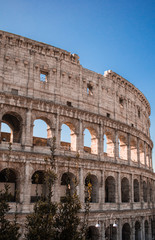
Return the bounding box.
[1,0,155,169]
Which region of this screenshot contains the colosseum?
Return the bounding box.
[0,30,154,240]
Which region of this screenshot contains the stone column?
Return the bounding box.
[117,218,122,240]
[115,130,119,161]
[148,217,152,240]
[24,109,33,150]
[98,123,103,158]
[117,172,121,209]
[144,141,147,168]
[21,161,31,211]
[141,217,145,240]
[130,174,133,209]
[100,221,105,240]
[78,167,84,204]
[54,110,60,149]
[127,133,131,165]
[131,218,135,240]
[137,137,140,167]
[77,119,83,153]
[100,170,104,207]
[140,175,143,209]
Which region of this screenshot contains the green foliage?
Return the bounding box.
[0,184,20,240]
[54,192,82,240]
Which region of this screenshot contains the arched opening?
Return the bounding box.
[145,220,149,240]
[134,179,140,202]
[0,168,17,202]
[105,176,115,203]
[119,134,127,160]
[60,172,77,198]
[143,181,147,202]
[84,128,98,154]
[103,134,107,153]
[1,122,11,142]
[135,221,141,240]
[31,170,45,202]
[139,142,145,164]
[85,174,98,203]
[121,177,130,203]
[104,132,114,158]
[61,123,76,151]
[122,223,131,240]
[105,224,117,240]
[33,119,52,147]
[87,226,99,240]
[2,112,22,143]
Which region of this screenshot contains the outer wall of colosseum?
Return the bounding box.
[0,30,155,239]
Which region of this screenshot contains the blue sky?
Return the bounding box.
[1,0,155,169]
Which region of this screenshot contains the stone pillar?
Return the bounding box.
[137,137,140,167]
[54,110,60,149]
[131,218,135,240]
[117,172,121,209]
[100,170,104,207]
[98,123,103,158]
[24,109,33,149]
[21,161,31,210]
[115,130,119,161]
[117,218,122,240]
[100,221,105,240]
[141,217,145,240]
[144,141,147,168]
[127,133,131,165]
[130,174,133,209]
[77,119,83,153]
[79,167,84,204]
[148,217,152,240]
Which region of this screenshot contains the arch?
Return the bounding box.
[33,119,52,147]
[2,112,23,143]
[135,221,141,240]
[85,174,99,203]
[105,176,115,203]
[61,122,77,151]
[105,224,117,240]
[60,172,77,197]
[143,181,147,202]
[122,223,131,240]
[87,226,99,240]
[104,131,115,158]
[84,128,98,154]
[1,122,11,142]
[145,220,149,240]
[31,170,45,202]
[130,137,137,162]
[119,134,127,160]
[134,179,140,202]
[121,177,130,203]
[0,168,17,202]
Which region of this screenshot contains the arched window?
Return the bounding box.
[33,119,51,146]
[61,123,76,151]
[31,170,45,202]
[121,177,130,203]
[0,168,17,202]
[105,176,115,203]
[122,223,131,240]
[85,174,98,203]
[2,112,22,143]
[61,172,76,197]
[143,181,147,202]
[134,179,140,202]
[145,220,149,240]
[84,128,98,154]
[135,221,141,240]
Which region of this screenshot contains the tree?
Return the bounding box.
[0,184,20,240]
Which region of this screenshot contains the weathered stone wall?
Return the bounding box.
[0,30,154,240]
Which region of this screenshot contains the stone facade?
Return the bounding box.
[0,30,154,239]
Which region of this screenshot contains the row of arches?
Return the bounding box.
[88,220,150,240]
[1,112,152,166]
[0,168,154,204]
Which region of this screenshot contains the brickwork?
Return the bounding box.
[0,30,154,239]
